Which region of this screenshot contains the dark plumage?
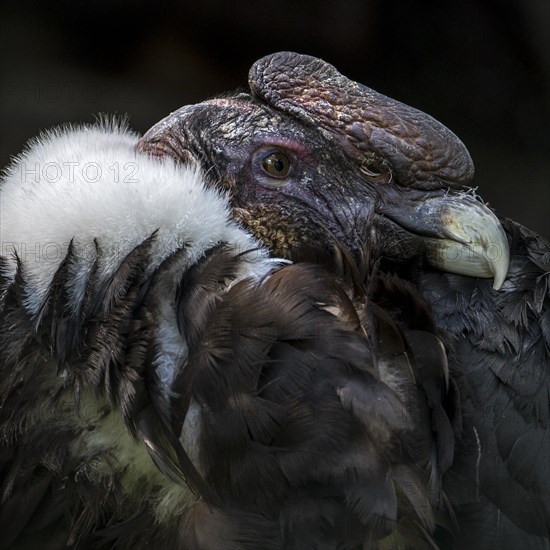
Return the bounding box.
[137,52,550,548]
[0,233,456,548]
[1,51,548,549]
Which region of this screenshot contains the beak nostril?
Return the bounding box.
[359,156,393,183]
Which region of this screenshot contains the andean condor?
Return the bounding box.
[0,52,548,549]
[138,52,550,548]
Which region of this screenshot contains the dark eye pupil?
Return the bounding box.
[262,153,290,178]
[273,158,284,172]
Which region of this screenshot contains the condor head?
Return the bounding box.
[137,51,509,289]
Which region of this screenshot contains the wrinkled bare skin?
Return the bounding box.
[138,52,508,287]
[249,51,475,188]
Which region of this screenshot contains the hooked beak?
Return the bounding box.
[381,194,510,289]
[249,54,510,288]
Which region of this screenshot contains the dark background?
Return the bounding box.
[1,0,548,238]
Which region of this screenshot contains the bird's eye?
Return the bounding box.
[261,152,291,179]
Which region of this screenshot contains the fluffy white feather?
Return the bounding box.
[0,120,272,318]
[0,119,282,526]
